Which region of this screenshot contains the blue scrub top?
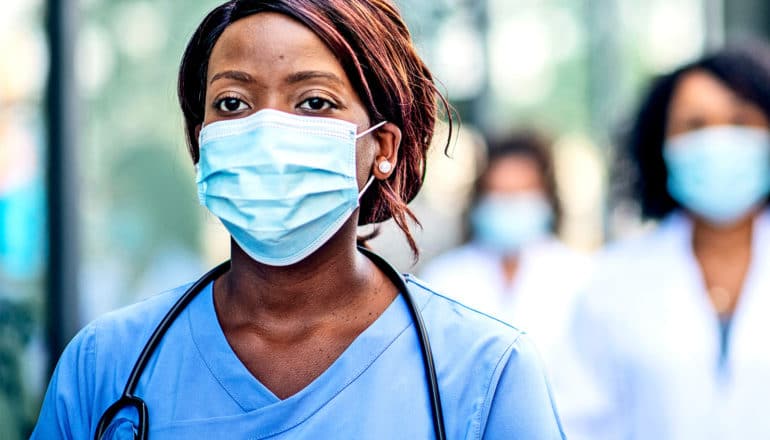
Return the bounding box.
[32,275,564,439]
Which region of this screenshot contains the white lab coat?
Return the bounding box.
[419,238,592,369]
[556,209,770,440]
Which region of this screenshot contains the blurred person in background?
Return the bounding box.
[31,0,565,438]
[559,42,770,439]
[420,132,592,367]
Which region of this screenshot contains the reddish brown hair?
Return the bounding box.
[178,0,451,257]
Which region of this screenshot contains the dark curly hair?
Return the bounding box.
[177,0,452,256]
[622,41,770,219]
[463,131,562,242]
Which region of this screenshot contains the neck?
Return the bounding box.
[215,216,378,326]
[501,254,520,285]
[690,210,759,317]
[691,212,756,256]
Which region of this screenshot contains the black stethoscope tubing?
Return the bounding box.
[94,247,446,440]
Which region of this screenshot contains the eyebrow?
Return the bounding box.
[209,70,255,85]
[285,70,344,86]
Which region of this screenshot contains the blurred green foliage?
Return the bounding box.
[0,296,37,439]
[78,0,222,277]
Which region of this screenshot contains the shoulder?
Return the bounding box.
[523,238,595,281]
[407,274,522,349]
[599,213,687,267]
[405,275,523,380]
[88,284,190,359]
[482,335,565,439]
[82,284,200,402]
[528,238,585,258]
[405,276,564,437]
[79,283,192,376]
[68,284,193,403]
[572,214,691,325]
[532,239,592,266]
[584,214,688,293]
[32,283,192,438]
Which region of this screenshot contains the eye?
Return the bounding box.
[215,97,250,113]
[298,97,336,112]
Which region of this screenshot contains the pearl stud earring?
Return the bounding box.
[378,161,392,173]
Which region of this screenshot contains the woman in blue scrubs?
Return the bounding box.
[32,1,565,438]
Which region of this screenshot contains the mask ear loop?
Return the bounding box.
[356,120,388,139]
[358,175,376,200]
[356,120,389,200]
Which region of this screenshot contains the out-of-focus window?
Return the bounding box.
[0,0,48,438]
[76,0,224,323]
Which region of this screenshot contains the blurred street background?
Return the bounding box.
[1,0,769,437]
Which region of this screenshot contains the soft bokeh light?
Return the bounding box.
[553,134,606,250]
[490,13,555,107]
[76,23,115,96]
[112,1,168,60]
[431,16,486,101]
[639,0,707,71]
[421,123,484,216]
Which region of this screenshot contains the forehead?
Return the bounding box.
[674,70,737,102]
[208,12,346,81]
[669,70,739,111]
[484,155,544,192]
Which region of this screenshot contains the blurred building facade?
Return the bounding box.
[0,0,768,438]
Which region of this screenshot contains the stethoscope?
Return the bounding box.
[94,247,446,440]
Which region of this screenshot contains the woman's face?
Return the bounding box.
[483,155,545,196]
[202,12,381,187]
[666,69,770,138]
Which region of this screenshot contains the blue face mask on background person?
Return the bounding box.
[664,125,770,226]
[197,108,385,266]
[470,192,553,255]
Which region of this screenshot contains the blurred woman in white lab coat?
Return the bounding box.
[559,43,770,439]
[420,132,591,365]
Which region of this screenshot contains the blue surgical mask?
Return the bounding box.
[470,192,553,255]
[197,109,385,266]
[664,125,770,225]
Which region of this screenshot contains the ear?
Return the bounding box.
[372,122,401,180]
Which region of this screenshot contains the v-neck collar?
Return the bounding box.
[186,281,429,436]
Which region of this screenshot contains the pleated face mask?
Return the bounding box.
[197,109,385,266]
[470,192,553,255]
[664,125,770,225]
